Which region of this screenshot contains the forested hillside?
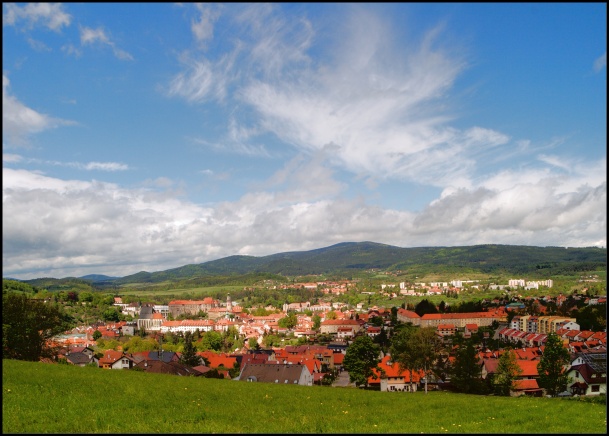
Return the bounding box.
[19,242,604,287]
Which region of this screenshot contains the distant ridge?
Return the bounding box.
[107,242,607,285]
[13,242,606,286]
[79,274,119,281]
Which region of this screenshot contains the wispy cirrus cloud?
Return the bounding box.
[3,154,129,172]
[79,26,133,61]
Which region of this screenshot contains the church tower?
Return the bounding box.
[226,293,232,317]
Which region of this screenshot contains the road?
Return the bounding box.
[332,370,356,388]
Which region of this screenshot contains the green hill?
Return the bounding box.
[110,242,607,284]
[2,359,605,434]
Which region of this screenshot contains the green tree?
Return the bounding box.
[198,331,223,352]
[278,313,298,329]
[369,316,383,327]
[79,292,94,303]
[537,332,571,397]
[414,299,438,316]
[312,314,322,330]
[92,330,102,341]
[342,335,379,387]
[102,307,120,322]
[449,340,486,394]
[390,326,442,394]
[493,349,522,396]
[180,332,201,367]
[262,334,281,347]
[325,311,337,320]
[3,292,70,361]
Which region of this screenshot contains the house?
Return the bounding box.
[480,358,542,396]
[336,326,355,340]
[568,363,607,396]
[326,341,348,354]
[237,363,313,386]
[239,352,270,370]
[197,351,238,377]
[437,324,456,338]
[568,351,607,396]
[98,349,134,370]
[320,319,361,335]
[368,355,423,392]
[366,326,382,338]
[134,360,203,376]
[65,348,98,367]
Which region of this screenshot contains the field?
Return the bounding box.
[2,359,606,434]
[116,284,245,299]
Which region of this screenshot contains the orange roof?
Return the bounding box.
[516,360,539,377]
[368,355,424,384]
[514,379,540,390]
[197,351,237,369]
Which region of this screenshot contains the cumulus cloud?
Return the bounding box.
[3,154,605,279]
[3,2,71,31]
[2,74,74,147]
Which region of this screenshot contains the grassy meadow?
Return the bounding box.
[3,359,606,434]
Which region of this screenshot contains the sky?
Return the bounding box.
[2,3,607,280]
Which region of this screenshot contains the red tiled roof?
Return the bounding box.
[514,379,540,391]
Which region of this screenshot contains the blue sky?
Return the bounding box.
[2,3,606,280]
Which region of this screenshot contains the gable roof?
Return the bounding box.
[135,360,203,376]
[368,355,423,384]
[146,351,178,363]
[514,379,540,391]
[569,363,607,384]
[66,352,94,365]
[238,363,308,384]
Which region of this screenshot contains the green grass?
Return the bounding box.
[3,359,606,434]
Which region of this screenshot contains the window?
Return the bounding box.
[591,385,600,393]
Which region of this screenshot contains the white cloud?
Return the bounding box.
[191,3,221,48]
[3,2,71,31]
[26,37,51,51]
[79,26,133,61]
[80,26,110,45]
[594,52,606,73]
[3,156,605,279]
[3,153,23,163]
[83,162,129,171]
[2,74,74,147]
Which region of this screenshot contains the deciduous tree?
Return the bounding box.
[343,335,380,387]
[493,349,522,396]
[3,292,69,361]
[538,332,571,397]
[390,326,442,393]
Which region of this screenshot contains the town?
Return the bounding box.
[28,274,605,399]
